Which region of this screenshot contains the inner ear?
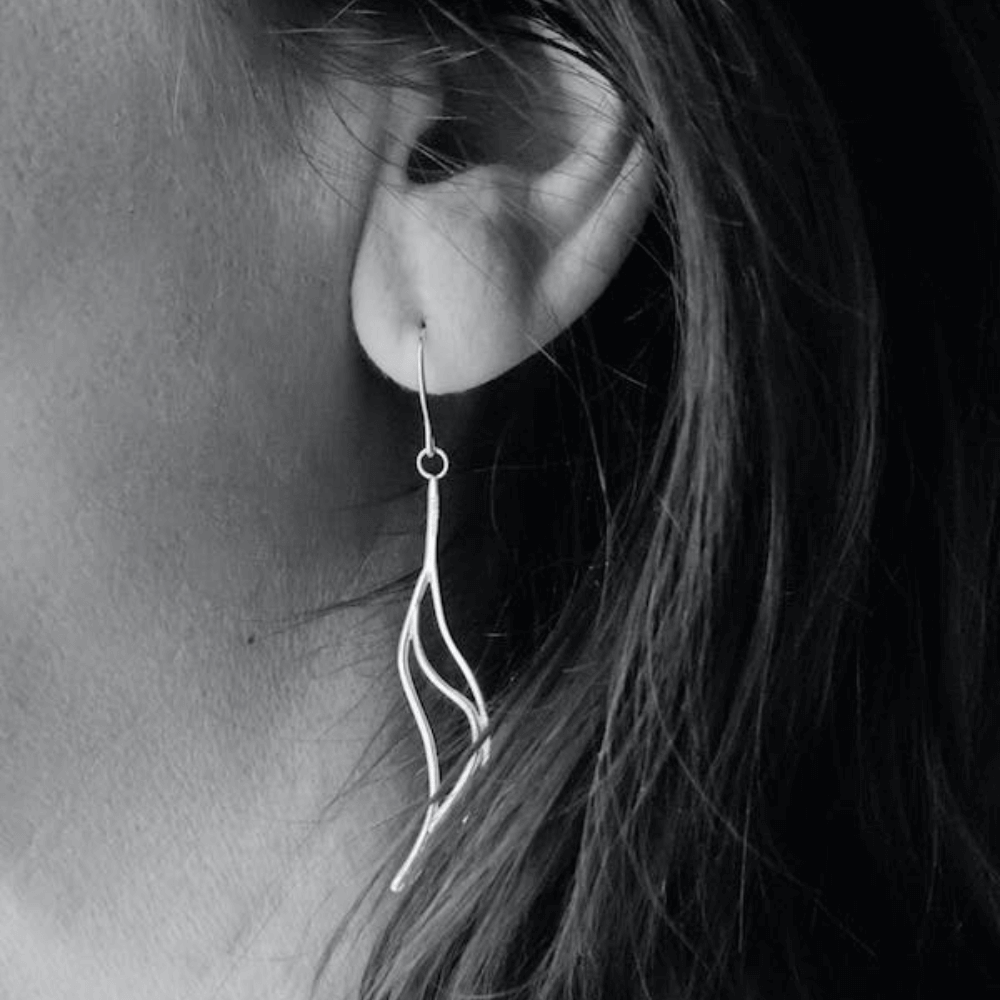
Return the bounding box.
[406,43,576,184]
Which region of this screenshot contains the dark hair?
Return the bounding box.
[246,2,1000,996]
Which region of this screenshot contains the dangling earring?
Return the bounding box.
[390,327,491,895]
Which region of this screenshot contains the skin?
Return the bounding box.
[0,2,420,997]
[0,2,650,995]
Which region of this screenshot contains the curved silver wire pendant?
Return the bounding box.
[390,335,491,894]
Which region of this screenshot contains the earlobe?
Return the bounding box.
[350,36,654,395]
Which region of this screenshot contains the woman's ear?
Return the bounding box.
[351,31,655,394]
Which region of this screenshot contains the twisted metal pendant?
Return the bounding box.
[390,335,491,894]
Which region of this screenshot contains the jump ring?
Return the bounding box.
[416,447,449,480]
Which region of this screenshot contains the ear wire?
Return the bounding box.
[390,330,491,894]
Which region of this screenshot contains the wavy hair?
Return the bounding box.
[243,1,1000,996]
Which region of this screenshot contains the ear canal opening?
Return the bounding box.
[406,118,476,185]
[404,46,575,186]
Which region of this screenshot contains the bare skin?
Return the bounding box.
[0,3,651,997]
[0,4,412,997]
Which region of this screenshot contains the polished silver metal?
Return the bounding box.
[390,332,491,894]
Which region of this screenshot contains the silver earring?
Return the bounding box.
[390,329,491,895]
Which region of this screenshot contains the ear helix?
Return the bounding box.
[390,325,491,894]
